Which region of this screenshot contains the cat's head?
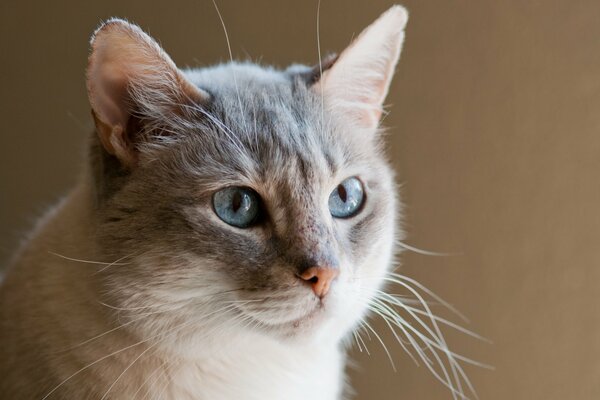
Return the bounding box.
[86,6,407,355]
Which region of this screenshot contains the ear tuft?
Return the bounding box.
[314,5,408,130]
[86,18,208,167]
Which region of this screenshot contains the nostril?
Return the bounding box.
[297,266,339,298]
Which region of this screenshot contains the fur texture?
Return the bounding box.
[0,6,411,400]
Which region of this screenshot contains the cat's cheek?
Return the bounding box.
[324,292,363,339]
[333,230,397,334]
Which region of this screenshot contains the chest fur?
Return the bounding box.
[142,345,345,400]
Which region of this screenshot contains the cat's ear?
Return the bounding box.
[86,18,209,167]
[313,5,408,130]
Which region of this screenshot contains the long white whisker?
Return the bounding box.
[41,333,158,400]
[386,273,469,322]
[378,292,489,342]
[131,358,169,400]
[366,302,421,366]
[251,94,259,152]
[352,331,363,353]
[354,324,371,355]
[59,314,148,354]
[99,302,241,400]
[395,241,460,257]
[41,302,239,400]
[211,0,248,135]
[375,273,491,399]
[94,252,140,274]
[371,296,464,399]
[47,251,132,267]
[52,302,188,355]
[99,328,179,400]
[376,289,488,367]
[316,0,324,127]
[179,103,249,161]
[372,295,486,399]
[384,274,477,399]
[359,320,396,372]
[152,359,176,400]
[377,308,468,400]
[372,296,468,399]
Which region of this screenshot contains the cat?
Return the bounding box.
[0,5,475,400]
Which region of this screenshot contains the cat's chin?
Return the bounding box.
[264,304,323,331]
[228,278,367,342]
[242,299,347,342]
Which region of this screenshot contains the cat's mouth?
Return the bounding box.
[275,304,325,328]
[235,297,328,333]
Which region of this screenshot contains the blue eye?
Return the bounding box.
[213,187,260,228]
[328,177,365,218]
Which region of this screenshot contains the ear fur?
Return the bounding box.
[86,18,208,167]
[314,5,408,130]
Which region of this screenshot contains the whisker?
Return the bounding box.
[51,303,186,355]
[370,297,463,399]
[369,307,419,366]
[364,300,421,366]
[363,295,432,363]
[375,291,488,367]
[41,302,239,400]
[352,331,363,353]
[377,292,489,342]
[377,291,465,334]
[224,299,266,304]
[391,317,468,399]
[211,0,249,134]
[152,359,176,400]
[353,325,371,355]
[100,301,244,400]
[373,294,487,400]
[47,251,132,267]
[177,102,248,160]
[371,271,492,399]
[42,332,158,400]
[94,252,140,274]
[395,241,460,257]
[316,0,324,127]
[131,357,169,400]
[386,273,469,322]
[359,320,396,372]
[371,301,465,399]
[56,315,143,355]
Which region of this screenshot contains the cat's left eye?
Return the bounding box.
[328,177,365,218]
[213,187,260,228]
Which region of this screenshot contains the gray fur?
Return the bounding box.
[93,61,397,337]
[0,9,412,398]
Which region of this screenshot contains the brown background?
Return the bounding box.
[2,1,600,399]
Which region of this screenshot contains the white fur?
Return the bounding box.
[0,6,407,399]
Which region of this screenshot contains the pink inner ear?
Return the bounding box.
[87,22,206,129]
[87,24,169,131]
[86,19,206,166]
[313,6,407,130]
[91,62,130,130]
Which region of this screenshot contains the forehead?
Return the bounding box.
[186,62,321,141]
[179,64,344,186]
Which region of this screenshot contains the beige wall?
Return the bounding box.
[2,1,599,398]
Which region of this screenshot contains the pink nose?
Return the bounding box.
[298,266,339,298]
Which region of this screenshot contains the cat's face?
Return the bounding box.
[87,8,407,355]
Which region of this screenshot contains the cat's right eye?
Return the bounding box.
[328,177,365,218]
[213,187,260,228]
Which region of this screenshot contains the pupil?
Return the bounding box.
[231,191,242,212]
[338,184,347,203]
